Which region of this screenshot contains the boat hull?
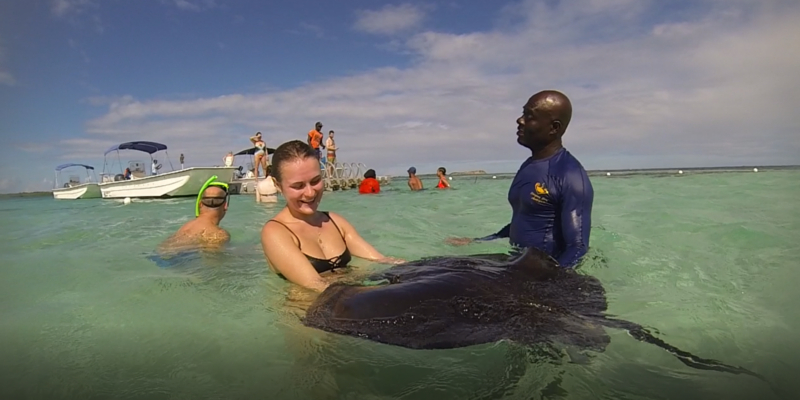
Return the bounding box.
[52,183,102,200]
[229,177,257,195]
[98,167,237,199]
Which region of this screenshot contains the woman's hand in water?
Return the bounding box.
[376,256,405,265]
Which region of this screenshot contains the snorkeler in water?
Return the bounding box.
[157,176,231,254]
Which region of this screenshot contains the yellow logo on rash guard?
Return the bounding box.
[530,182,550,204]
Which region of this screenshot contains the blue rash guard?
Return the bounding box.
[476,148,594,268]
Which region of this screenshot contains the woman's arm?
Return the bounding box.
[328,212,404,264]
[261,221,330,292]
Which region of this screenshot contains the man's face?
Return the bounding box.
[316,123,322,132]
[516,100,554,149]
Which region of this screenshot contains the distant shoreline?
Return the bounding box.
[411,164,799,179]
[0,191,52,199]
[1,164,797,197]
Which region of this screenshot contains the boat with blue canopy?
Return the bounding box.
[52,163,102,200]
[98,140,237,199]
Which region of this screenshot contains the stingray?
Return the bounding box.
[303,247,776,390]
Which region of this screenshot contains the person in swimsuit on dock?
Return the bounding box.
[260,140,403,292]
[307,122,325,160]
[325,130,337,164]
[446,90,594,269]
[158,176,231,254]
[250,132,269,179]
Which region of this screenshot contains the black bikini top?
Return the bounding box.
[268,211,352,275]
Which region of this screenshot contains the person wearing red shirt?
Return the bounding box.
[359,169,381,194]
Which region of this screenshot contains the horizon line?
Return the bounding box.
[3,163,797,197]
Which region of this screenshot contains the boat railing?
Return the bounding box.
[53,163,99,189]
[321,161,392,191]
[322,162,357,191]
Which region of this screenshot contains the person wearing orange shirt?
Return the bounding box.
[358,169,381,194]
[307,121,325,159]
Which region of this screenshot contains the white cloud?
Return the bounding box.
[168,0,216,12]
[51,0,93,18]
[0,71,14,86]
[0,39,14,86]
[286,22,327,39]
[69,0,800,175]
[354,3,427,35]
[15,143,50,153]
[50,0,104,33]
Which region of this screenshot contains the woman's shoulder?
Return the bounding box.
[324,211,354,230]
[261,213,290,234]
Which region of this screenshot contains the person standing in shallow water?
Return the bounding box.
[436,167,451,189]
[446,90,594,269]
[256,165,279,203]
[407,167,423,190]
[358,169,380,194]
[260,140,403,292]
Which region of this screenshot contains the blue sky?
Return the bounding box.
[0,0,798,193]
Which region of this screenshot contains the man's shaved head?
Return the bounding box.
[203,185,226,198]
[526,90,572,135]
[200,185,228,215]
[517,90,573,155]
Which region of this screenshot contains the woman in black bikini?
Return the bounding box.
[260,140,403,292]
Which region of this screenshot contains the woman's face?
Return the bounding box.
[277,156,324,215]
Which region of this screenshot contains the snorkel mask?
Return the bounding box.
[195,175,230,217]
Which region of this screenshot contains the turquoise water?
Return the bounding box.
[1,169,799,399]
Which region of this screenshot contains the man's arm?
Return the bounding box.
[473,223,510,241]
[555,173,593,268]
[445,223,509,246]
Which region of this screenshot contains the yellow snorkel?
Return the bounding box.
[195,175,229,217]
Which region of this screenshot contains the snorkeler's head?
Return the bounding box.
[196,176,229,218]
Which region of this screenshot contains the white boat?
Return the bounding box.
[52,163,102,200]
[98,141,238,199]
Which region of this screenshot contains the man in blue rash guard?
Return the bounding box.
[447,90,594,268]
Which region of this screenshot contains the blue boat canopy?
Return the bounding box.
[55,163,95,171]
[104,141,168,156]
